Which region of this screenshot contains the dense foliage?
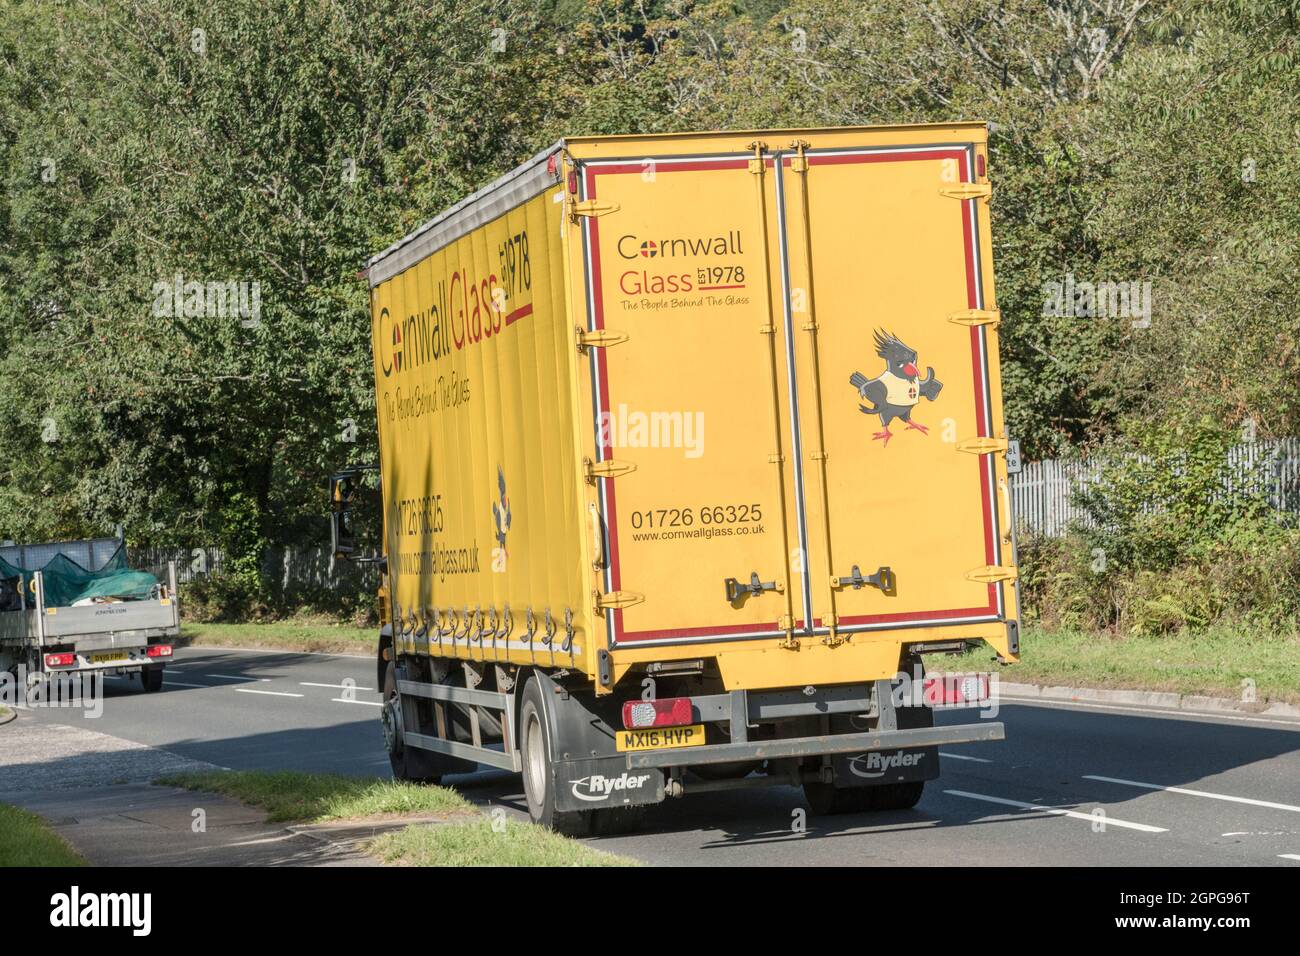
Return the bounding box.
[2,0,1296,625]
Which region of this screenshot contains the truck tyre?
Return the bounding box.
[519,677,591,836]
[802,779,879,815]
[381,661,444,784]
[589,805,648,836]
[141,665,164,693]
[870,780,924,810]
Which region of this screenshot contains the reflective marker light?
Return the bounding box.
[622,696,693,730]
[44,652,75,668]
[147,644,173,658]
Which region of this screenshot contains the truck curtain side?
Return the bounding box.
[352,124,1019,830]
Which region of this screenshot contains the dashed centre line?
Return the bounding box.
[1084,775,1300,814]
[301,682,373,691]
[233,688,304,698]
[945,789,1169,833]
[204,674,270,682]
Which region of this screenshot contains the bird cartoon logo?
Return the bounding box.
[849,330,943,447]
[492,466,511,554]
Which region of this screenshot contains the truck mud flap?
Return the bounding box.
[554,756,666,813]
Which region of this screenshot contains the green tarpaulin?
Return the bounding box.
[0,544,159,608]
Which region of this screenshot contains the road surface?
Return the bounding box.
[10,646,1300,866]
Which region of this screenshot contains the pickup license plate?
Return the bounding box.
[92,651,128,664]
[615,724,706,753]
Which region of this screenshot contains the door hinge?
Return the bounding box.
[966,565,1018,584]
[957,436,1008,456]
[789,139,810,173]
[569,199,620,221]
[584,458,637,483]
[595,590,644,611]
[948,308,1001,328]
[747,140,768,174]
[576,328,629,352]
[939,183,992,201]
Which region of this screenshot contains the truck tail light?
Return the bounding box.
[924,674,990,706]
[147,644,173,658]
[44,652,76,669]
[622,696,693,729]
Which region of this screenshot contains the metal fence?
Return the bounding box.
[128,545,377,594]
[1009,438,1300,537]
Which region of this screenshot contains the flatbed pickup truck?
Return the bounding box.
[0,537,179,694]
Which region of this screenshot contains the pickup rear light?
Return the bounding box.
[622,696,693,730]
[924,674,990,706]
[44,652,76,669]
[147,644,173,658]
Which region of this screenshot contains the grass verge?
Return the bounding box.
[157,770,474,823]
[370,818,638,867]
[157,770,636,866]
[0,804,86,866]
[179,621,373,655]
[953,625,1300,705]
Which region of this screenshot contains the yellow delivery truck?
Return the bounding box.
[332,122,1020,833]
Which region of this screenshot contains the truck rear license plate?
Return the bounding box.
[92,651,128,664]
[615,724,706,753]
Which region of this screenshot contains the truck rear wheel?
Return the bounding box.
[140,665,164,693]
[802,779,879,815]
[382,661,444,784]
[519,677,591,836]
[870,780,924,810]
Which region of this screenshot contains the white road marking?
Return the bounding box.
[1279,854,1300,862]
[301,682,373,691]
[205,673,270,682]
[233,688,303,698]
[162,680,208,688]
[945,789,1168,832]
[1000,695,1300,728]
[940,752,992,763]
[332,697,382,707]
[214,833,302,848]
[1084,775,1300,814]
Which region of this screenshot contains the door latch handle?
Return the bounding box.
[833,565,896,594]
[725,572,781,604]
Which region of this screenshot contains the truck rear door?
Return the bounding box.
[574,152,800,647]
[780,141,1011,639]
